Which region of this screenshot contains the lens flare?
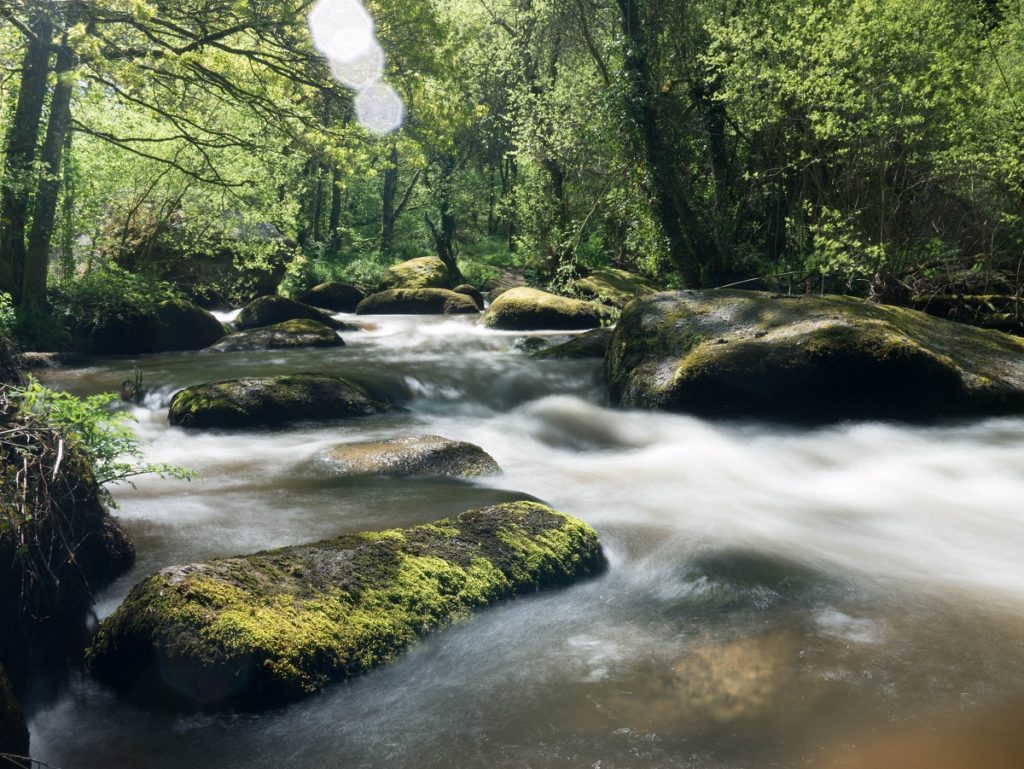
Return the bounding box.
[308,0,406,135]
[329,41,386,90]
[308,0,375,64]
[355,83,405,135]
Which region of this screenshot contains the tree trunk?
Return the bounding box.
[0,7,53,300]
[616,0,717,287]
[380,145,399,260]
[23,38,75,309]
[327,166,342,259]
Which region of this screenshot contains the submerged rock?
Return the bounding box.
[87,502,604,708]
[236,295,350,331]
[452,284,485,310]
[380,256,450,290]
[571,268,660,308]
[324,435,500,478]
[482,287,613,331]
[168,374,388,429]
[533,328,613,360]
[0,664,28,760]
[355,289,479,315]
[204,319,343,353]
[608,290,1024,421]
[298,282,364,313]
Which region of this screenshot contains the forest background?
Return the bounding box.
[0,0,1021,347]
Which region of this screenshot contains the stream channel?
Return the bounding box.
[23,312,1024,769]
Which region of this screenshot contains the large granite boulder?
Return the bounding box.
[235,296,350,331]
[0,664,28,761]
[482,287,613,331]
[607,290,1024,421]
[298,282,365,313]
[78,299,225,355]
[571,268,660,308]
[204,319,343,353]
[168,374,389,429]
[324,435,500,478]
[380,256,450,290]
[355,289,479,315]
[87,502,604,707]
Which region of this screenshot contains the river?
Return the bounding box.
[24,313,1024,768]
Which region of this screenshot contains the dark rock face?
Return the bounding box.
[324,435,500,478]
[168,374,390,429]
[77,299,225,355]
[0,664,28,760]
[355,289,480,315]
[298,282,365,313]
[482,288,614,331]
[204,319,343,353]
[236,295,349,331]
[607,290,1024,422]
[0,336,22,387]
[571,268,660,308]
[452,284,485,310]
[533,328,614,360]
[379,256,450,290]
[87,502,604,708]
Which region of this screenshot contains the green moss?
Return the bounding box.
[571,268,660,308]
[380,257,450,291]
[355,288,479,315]
[87,501,604,707]
[482,287,615,331]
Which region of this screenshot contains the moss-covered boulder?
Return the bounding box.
[87,502,604,707]
[482,287,613,331]
[355,289,479,315]
[236,295,349,331]
[204,319,343,353]
[298,282,365,313]
[533,328,614,360]
[452,284,485,310]
[0,664,28,760]
[324,435,500,478]
[380,256,450,291]
[607,290,1024,421]
[168,374,389,429]
[571,268,660,308]
[77,299,225,355]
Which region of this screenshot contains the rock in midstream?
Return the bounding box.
[324,435,500,478]
[86,502,605,708]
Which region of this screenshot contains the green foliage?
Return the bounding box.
[0,293,15,340]
[11,379,193,504]
[51,263,179,337]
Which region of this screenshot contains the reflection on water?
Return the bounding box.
[25,313,1024,769]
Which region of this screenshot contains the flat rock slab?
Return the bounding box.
[324,435,500,478]
[482,287,614,331]
[356,289,479,315]
[87,502,604,708]
[168,374,388,429]
[204,319,343,353]
[608,290,1024,421]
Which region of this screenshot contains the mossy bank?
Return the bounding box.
[607,290,1024,421]
[87,502,604,708]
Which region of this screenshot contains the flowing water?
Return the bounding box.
[23,314,1024,769]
